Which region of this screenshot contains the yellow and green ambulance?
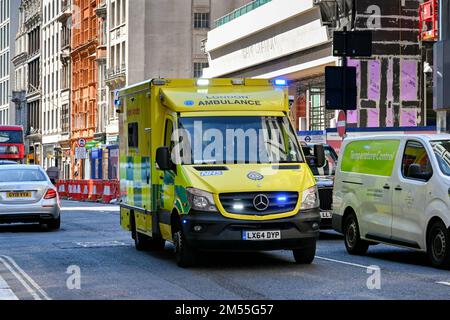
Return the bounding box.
[118,78,324,267]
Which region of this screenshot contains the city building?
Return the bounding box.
[204,0,426,131]
[41,0,64,171]
[23,0,42,164]
[127,0,253,85]
[71,0,99,179]
[12,3,28,136]
[57,0,72,179]
[0,0,20,125]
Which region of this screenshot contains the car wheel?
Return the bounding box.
[344,213,369,255]
[293,241,316,264]
[427,220,450,269]
[47,216,61,230]
[173,229,197,268]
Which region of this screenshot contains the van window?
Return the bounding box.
[402,141,433,182]
[128,122,138,148]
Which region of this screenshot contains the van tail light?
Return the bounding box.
[44,189,58,199]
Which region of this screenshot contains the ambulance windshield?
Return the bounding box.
[177,116,304,165]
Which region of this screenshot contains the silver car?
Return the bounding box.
[0,165,61,230]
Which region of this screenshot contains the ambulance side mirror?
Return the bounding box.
[314,145,326,168]
[156,147,175,171]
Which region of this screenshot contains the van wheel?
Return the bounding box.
[427,220,450,269]
[344,214,369,255]
[173,230,197,268]
[293,241,316,264]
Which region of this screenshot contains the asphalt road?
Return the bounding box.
[0,200,449,300]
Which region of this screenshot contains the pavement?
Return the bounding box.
[0,200,449,300]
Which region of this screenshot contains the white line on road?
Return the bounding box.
[0,275,18,300]
[0,256,51,300]
[436,281,450,287]
[316,256,379,270]
[61,206,119,211]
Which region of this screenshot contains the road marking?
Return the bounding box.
[61,206,119,212]
[316,256,379,270]
[436,281,450,287]
[0,275,18,300]
[0,256,51,300]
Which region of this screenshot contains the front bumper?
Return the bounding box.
[0,204,60,224]
[181,208,320,251]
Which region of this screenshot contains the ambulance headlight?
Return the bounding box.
[187,188,217,212]
[300,186,319,210]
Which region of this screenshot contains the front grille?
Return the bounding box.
[318,188,333,211]
[219,192,298,215]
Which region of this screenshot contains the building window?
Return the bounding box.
[308,88,335,131]
[194,12,210,29]
[193,62,208,78]
[61,104,69,133]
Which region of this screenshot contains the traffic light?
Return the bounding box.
[325,66,357,111]
[333,31,372,57]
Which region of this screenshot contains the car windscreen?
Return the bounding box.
[431,140,450,176]
[0,169,47,182]
[0,130,23,143]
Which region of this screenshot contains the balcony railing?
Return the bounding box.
[214,0,272,28]
[107,64,126,80]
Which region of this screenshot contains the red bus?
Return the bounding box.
[0,126,25,163]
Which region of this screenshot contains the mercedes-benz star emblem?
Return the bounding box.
[247,171,264,181]
[253,194,270,211]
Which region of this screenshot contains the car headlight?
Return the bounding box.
[300,186,319,210]
[186,188,217,212]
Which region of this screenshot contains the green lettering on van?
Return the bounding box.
[341,140,400,176]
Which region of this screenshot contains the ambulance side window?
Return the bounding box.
[164,119,174,149]
[402,141,433,182]
[128,122,138,148]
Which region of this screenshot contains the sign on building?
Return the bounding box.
[75,147,88,159]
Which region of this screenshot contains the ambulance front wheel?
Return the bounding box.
[292,241,316,264]
[173,229,198,268]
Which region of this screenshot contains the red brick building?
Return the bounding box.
[71,0,99,178]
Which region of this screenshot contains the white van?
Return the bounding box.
[332,134,450,268]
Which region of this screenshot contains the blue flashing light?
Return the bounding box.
[182,219,188,224]
[277,196,287,202]
[274,79,287,86]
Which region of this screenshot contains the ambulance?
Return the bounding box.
[117,78,325,267]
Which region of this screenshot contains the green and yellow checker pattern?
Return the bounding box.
[120,155,152,209]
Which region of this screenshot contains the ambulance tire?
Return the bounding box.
[427,220,450,269]
[344,213,369,255]
[173,229,197,268]
[134,231,165,251]
[292,241,316,264]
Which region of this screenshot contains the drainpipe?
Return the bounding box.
[434,0,450,132]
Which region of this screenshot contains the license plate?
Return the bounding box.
[320,211,332,219]
[243,230,281,241]
[6,192,32,198]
